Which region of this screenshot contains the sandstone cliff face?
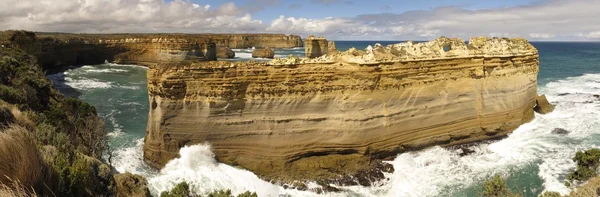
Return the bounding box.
[0,31,302,69]
[143,36,540,183]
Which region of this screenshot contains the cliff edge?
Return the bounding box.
[143,36,540,184]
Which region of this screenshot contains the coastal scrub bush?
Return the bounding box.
[208,189,233,197]
[236,191,258,197]
[538,191,561,197]
[160,182,193,197]
[482,174,521,197]
[566,148,600,186]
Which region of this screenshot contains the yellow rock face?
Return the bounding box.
[143,37,539,183]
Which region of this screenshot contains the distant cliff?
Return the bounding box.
[143,37,540,185]
[0,31,303,69]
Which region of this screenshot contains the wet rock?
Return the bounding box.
[251,48,275,58]
[114,172,152,197]
[216,46,235,59]
[459,147,475,157]
[551,128,570,135]
[534,94,555,114]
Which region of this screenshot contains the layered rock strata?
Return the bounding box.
[144,36,540,183]
[0,31,302,69]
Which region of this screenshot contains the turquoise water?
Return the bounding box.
[48,41,600,197]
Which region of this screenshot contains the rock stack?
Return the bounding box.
[305,35,329,58]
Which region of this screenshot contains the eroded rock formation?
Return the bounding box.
[143,36,540,184]
[305,35,329,58]
[216,46,235,59]
[251,48,275,58]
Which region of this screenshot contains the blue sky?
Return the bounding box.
[2,0,600,41]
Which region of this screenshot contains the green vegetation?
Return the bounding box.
[566,148,600,186]
[481,174,521,197]
[161,182,192,197]
[0,44,110,196]
[160,182,259,197]
[538,191,562,197]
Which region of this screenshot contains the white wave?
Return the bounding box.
[80,65,129,73]
[103,62,149,69]
[235,52,253,59]
[112,138,157,176]
[64,77,113,90]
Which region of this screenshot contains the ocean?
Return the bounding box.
[47,41,600,197]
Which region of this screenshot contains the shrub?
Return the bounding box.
[208,189,232,197]
[566,148,600,186]
[236,191,258,197]
[160,182,193,197]
[538,191,561,197]
[482,174,521,197]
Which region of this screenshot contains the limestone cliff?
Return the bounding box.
[143,36,540,183]
[0,31,302,69]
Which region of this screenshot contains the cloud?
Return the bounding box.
[1,0,600,40]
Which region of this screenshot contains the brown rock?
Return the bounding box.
[534,94,555,114]
[251,48,275,58]
[113,172,152,197]
[144,36,540,184]
[216,46,235,58]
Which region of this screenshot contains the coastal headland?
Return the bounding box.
[142,36,544,185]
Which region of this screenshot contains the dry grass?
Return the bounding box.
[0,181,39,197]
[9,106,35,130]
[566,176,600,197]
[0,126,52,195]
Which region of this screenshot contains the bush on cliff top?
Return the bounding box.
[566,148,600,186]
[160,181,259,197]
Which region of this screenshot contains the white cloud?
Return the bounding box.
[1,0,600,40]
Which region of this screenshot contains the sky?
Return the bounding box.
[0,0,599,41]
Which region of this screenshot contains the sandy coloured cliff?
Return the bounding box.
[143,36,541,184]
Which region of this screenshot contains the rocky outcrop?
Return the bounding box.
[305,35,329,58]
[114,173,152,197]
[216,46,235,59]
[251,48,275,58]
[0,31,302,69]
[143,36,540,184]
[534,94,555,114]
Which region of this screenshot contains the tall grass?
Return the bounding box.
[0,126,52,195]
